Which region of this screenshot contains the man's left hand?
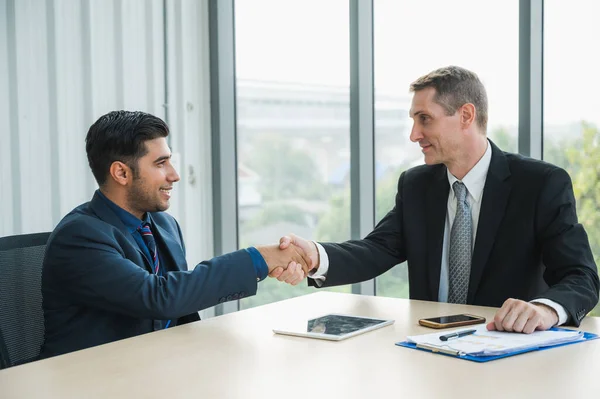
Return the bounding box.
[487,298,559,334]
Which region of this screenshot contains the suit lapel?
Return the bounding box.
[468,141,512,303]
[426,166,450,300]
[151,217,187,272]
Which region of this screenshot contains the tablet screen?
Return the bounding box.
[307,314,387,336]
[273,314,394,340]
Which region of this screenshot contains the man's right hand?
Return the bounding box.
[271,234,320,283]
[256,242,314,286]
[256,243,311,276]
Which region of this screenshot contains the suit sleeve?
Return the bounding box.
[44,221,258,320]
[535,167,600,325]
[310,172,407,287]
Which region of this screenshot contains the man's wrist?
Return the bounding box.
[309,242,329,280]
[531,298,568,325]
[534,302,559,326]
[311,240,320,272]
[255,245,274,272]
[246,247,269,281]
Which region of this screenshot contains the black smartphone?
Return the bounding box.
[418,313,486,329]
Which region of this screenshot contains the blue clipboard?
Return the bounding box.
[396,328,599,363]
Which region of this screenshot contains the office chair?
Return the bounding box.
[0,232,51,369]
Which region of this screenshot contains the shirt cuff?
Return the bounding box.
[245,247,269,282]
[307,242,329,287]
[531,298,569,326]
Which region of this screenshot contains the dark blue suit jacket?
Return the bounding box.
[41,192,257,358]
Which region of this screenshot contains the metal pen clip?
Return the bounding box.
[416,343,466,357]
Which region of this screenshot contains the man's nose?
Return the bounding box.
[410,124,422,142]
[169,166,180,183]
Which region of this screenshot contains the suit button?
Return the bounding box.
[239,291,246,298]
[218,297,225,303]
[226,294,233,301]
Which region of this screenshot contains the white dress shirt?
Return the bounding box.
[310,140,567,325]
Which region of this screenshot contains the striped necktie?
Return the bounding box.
[138,223,160,275]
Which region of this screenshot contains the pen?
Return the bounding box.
[439,329,477,341]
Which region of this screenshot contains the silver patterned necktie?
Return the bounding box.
[448,181,472,304]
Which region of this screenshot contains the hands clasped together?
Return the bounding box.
[256,234,318,286]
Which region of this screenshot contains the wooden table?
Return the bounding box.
[1,292,599,398]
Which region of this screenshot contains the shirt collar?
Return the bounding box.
[95,190,149,233]
[447,140,492,203]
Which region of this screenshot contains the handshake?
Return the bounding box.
[256,234,318,286]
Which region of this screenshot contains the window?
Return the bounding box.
[373,0,519,298]
[543,0,600,316]
[235,0,352,309]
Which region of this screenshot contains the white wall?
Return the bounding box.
[0,0,214,280]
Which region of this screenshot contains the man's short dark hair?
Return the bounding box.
[410,66,488,133]
[85,110,169,186]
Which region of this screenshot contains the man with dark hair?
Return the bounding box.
[41,110,307,358]
[279,66,600,333]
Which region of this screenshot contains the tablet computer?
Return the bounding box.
[272,314,394,341]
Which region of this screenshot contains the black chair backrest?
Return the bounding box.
[0,232,51,369]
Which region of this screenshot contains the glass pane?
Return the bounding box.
[543,0,600,316]
[374,0,519,298]
[235,0,352,309]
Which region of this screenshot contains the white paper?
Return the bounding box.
[406,325,584,356]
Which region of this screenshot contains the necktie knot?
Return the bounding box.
[138,223,152,235]
[138,223,155,247]
[453,181,468,202]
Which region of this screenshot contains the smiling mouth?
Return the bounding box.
[160,188,172,197]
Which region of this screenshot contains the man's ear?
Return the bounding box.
[460,103,476,128]
[109,161,131,186]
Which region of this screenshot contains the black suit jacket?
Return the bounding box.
[313,142,599,325]
[41,192,257,358]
